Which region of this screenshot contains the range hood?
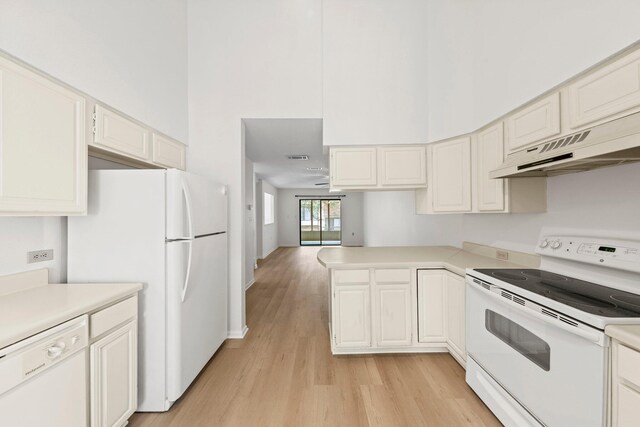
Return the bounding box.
[491,111,640,178]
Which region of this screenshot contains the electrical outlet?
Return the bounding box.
[496,250,509,261]
[27,249,54,264]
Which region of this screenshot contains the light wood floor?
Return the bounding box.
[129,247,500,427]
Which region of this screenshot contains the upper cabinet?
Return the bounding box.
[505,92,561,153]
[93,105,151,162]
[152,133,186,170]
[567,49,640,130]
[330,146,426,190]
[475,123,505,211]
[322,0,428,146]
[0,55,87,216]
[430,137,472,213]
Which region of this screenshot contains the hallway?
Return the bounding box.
[129,247,499,426]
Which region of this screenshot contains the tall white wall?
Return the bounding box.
[365,0,640,253]
[188,0,322,335]
[277,189,365,247]
[0,1,188,282]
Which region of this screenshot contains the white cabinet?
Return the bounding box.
[90,321,137,427]
[417,270,446,343]
[568,49,640,130]
[329,145,427,190]
[611,340,640,427]
[430,137,472,212]
[152,133,186,170]
[475,123,505,212]
[373,283,412,347]
[0,55,87,215]
[505,92,561,153]
[90,296,138,427]
[330,147,377,188]
[333,284,371,349]
[378,146,427,187]
[445,272,466,364]
[93,105,151,162]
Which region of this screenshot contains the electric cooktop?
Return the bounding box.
[474,268,640,318]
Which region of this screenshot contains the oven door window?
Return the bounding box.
[485,310,551,371]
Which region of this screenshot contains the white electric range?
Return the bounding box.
[465,231,640,427]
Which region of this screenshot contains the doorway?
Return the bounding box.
[299,199,341,246]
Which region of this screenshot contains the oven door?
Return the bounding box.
[466,278,608,427]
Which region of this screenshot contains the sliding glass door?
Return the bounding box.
[299,199,341,246]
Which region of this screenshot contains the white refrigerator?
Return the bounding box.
[68,169,228,412]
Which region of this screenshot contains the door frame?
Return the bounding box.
[298,198,342,246]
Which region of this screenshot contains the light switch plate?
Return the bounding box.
[27,249,54,264]
[496,250,509,261]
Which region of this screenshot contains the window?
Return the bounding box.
[264,193,275,225]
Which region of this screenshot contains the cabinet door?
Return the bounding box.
[373,283,412,347]
[330,147,377,188]
[378,146,427,187]
[417,270,446,343]
[506,92,560,153]
[445,273,466,359]
[91,321,137,427]
[0,55,86,215]
[93,105,150,161]
[431,137,471,212]
[568,49,640,129]
[152,133,186,170]
[616,384,640,426]
[334,284,371,348]
[476,123,506,212]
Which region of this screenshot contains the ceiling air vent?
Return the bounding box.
[539,130,591,154]
[287,155,309,160]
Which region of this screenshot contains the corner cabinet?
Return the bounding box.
[329,145,427,191]
[89,296,138,427]
[0,55,87,215]
[430,137,472,212]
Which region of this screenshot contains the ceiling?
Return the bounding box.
[244,118,327,188]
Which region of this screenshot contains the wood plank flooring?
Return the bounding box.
[128,247,500,427]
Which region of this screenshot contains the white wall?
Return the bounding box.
[365,0,640,253]
[244,158,256,288]
[277,189,365,247]
[260,181,279,258]
[0,1,188,282]
[188,0,322,335]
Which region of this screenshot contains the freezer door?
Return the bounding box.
[166,233,228,403]
[166,170,227,239]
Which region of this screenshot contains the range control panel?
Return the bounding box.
[536,235,640,273]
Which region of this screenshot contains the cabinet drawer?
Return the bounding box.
[334,269,370,284]
[568,49,640,129]
[618,344,640,389]
[374,269,411,284]
[91,296,138,339]
[152,133,186,170]
[506,92,560,153]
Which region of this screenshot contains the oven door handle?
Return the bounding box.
[474,282,604,344]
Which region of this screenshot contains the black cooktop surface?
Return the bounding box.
[474,269,640,318]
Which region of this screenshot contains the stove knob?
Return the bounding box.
[550,240,562,250]
[539,239,549,249]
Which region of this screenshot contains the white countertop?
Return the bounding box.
[606,324,640,351]
[0,282,142,349]
[317,245,530,276]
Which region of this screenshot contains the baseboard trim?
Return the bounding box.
[245,279,256,290]
[227,325,249,339]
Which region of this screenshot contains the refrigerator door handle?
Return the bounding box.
[182,179,194,240]
[177,239,193,302]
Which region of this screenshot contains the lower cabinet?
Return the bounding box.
[89,296,138,427]
[334,284,371,348]
[373,283,412,347]
[417,269,466,366]
[611,340,640,426]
